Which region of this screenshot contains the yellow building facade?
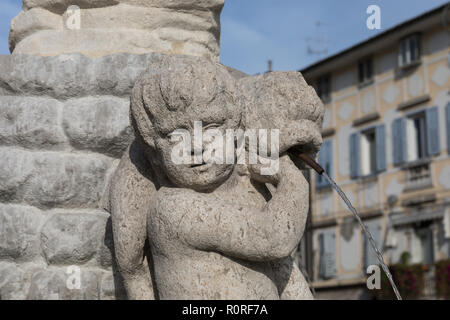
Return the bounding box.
[300,5,450,299]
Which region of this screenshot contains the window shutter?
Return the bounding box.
[392,117,406,165]
[426,106,440,156]
[364,223,382,269]
[318,233,325,278]
[316,142,326,189]
[376,124,386,172]
[447,102,450,153]
[323,232,336,278]
[349,133,360,178]
[424,228,434,266]
[316,140,332,189]
[325,140,333,179]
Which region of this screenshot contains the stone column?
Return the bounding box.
[10,0,224,60]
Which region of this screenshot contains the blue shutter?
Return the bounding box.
[318,233,325,278]
[349,133,360,179]
[426,106,440,156]
[325,140,333,179]
[323,231,336,278]
[447,102,450,153]
[316,143,326,189]
[392,117,406,165]
[316,140,332,189]
[364,223,382,269]
[376,124,386,172]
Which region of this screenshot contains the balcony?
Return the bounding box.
[402,159,432,192]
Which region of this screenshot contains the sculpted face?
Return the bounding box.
[131,55,241,192]
[154,97,240,192]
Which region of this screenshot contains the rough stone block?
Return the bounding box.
[12,2,223,59]
[0,148,34,203]
[41,211,109,265]
[100,272,127,300]
[0,204,45,261]
[0,96,67,150]
[27,268,100,300]
[0,53,163,99]
[9,8,62,52]
[63,96,133,157]
[0,148,113,208]
[0,262,26,300]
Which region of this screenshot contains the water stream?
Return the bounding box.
[322,172,402,300]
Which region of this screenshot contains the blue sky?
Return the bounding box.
[1,0,448,74]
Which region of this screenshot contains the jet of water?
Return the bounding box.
[322,172,402,300]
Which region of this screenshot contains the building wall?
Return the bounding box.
[306,23,450,296]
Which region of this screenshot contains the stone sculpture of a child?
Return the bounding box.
[108,55,323,299]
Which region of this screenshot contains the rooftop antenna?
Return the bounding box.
[305,21,330,59]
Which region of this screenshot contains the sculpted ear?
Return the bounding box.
[130,78,157,150]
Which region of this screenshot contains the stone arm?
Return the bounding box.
[270,256,313,300]
[109,140,158,300]
[154,156,308,262]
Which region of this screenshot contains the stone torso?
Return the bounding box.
[148,171,281,300]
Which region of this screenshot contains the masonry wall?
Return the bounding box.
[0,53,166,299]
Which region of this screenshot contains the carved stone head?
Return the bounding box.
[130,55,240,191]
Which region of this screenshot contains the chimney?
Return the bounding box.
[267,60,273,73]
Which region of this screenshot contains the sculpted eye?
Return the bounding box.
[203,123,221,131]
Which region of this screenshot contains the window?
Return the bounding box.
[316,75,331,104]
[358,57,373,85]
[398,34,421,67]
[360,129,377,176]
[349,125,386,179]
[414,225,434,266]
[318,232,336,279]
[316,140,333,189]
[392,107,440,166]
[363,222,382,269]
[405,112,427,162]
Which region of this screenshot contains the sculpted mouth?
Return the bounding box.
[189,161,213,172]
[190,163,206,168]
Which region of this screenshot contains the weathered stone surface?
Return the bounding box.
[97,216,114,268]
[23,0,224,11]
[9,8,62,51]
[11,1,223,60]
[41,211,109,265]
[0,96,67,150]
[27,268,100,300]
[0,204,45,261]
[0,53,164,99]
[110,55,321,299]
[100,272,127,300]
[237,71,324,157]
[0,262,26,299]
[63,96,133,157]
[0,148,112,208]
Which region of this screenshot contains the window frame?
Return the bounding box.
[398,33,422,68]
[358,56,374,87]
[360,127,377,177]
[406,111,428,162]
[316,74,331,104]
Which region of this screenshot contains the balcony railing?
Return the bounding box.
[403,159,432,192]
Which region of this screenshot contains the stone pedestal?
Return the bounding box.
[10,0,224,60]
[0,53,166,299]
